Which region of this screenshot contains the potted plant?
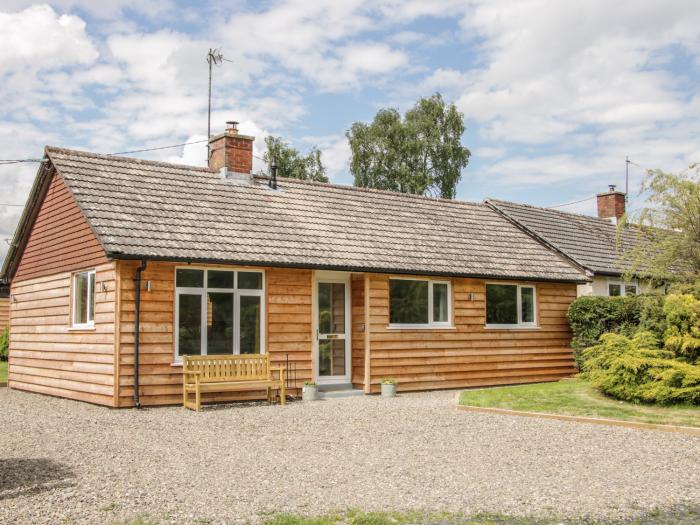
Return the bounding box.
[380,378,397,397]
[302,381,319,401]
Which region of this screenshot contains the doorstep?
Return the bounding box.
[317,383,364,399]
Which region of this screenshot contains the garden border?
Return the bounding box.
[456,404,700,436]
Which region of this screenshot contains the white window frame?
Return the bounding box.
[607,279,638,297]
[388,277,453,329]
[174,267,265,363]
[71,269,96,329]
[485,282,538,329]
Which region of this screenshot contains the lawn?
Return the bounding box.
[459,378,700,428]
[0,361,7,383]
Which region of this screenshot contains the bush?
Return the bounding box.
[582,331,700,405]
[0,326,8,361]
[663,294,700,363]
[567,295,642,366]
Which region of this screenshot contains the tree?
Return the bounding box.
[262,136,328,183]
[346,93,470,199]
[622,165,700,282]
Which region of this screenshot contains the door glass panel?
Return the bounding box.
[240,295,261,354]
[178,293,202,355]
[318,282,345,334]
[207,292,233,354]
[318,339,346,377]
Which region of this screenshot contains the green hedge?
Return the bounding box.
[566,295,666,366]
[0,326,8,362]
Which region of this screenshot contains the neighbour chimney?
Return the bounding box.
[208,120,254,177]
[596,184,626,223]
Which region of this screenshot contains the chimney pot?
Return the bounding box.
[208,120,254,176]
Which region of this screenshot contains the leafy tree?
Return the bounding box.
[346,93,470,199]
[262,136,328,183]
[622,165,700,282]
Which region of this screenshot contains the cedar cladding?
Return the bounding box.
[13,172,108,283]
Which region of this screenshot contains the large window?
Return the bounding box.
[175,268,264,360]
[608,280,638,297]
[72,269,95,329]
[486,283,537,328]
[389,278,451,327]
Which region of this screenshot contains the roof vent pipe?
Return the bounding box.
[269,158,278,190]
[227,120,239,132]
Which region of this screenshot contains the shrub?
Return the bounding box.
[582,331,700,405]
[567,295,642,366]
[0,326,8,362]
[663,294,700,363]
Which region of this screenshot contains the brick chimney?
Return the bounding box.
[597,185,626,223]
[208,121,254,176]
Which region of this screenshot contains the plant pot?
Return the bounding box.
[381,383,396,397]
[302,384,318,401]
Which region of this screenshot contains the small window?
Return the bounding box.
[486,283,537,328]
[608,280,638,297]
[389,278,451,327]
[624,284,637,296]
[72,270,96,328]
[608,283,622,296]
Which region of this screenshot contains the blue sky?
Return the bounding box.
[1,1,700,263]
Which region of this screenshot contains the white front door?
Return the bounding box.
[314,273,351,385]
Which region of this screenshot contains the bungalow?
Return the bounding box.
[487,193,657,297]
[0,123,585,407]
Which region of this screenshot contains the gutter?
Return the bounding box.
[133,259,148,409]
[106,252,589,285]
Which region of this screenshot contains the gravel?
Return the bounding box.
[1,388,699,525]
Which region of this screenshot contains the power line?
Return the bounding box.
[108,139,209,156]
[548,195,597,209]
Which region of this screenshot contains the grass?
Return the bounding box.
[0,361,7,383]
[459,378,700,428]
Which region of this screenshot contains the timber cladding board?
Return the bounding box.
[116,262,313,407]
[8,263,117,406]
[0,297,9,331]
[13,172,109,283]
[364,274,576,393]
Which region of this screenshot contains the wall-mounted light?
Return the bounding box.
[467,292,476,301]
[146,280,152,292]
[99,282,108,293]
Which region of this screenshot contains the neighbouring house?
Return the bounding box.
[0,123,586,407]
[487,190,659,298]
[0,283,8,332]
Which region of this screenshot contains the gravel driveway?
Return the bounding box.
[1,388,699,524]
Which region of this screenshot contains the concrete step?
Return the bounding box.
[317,388,365,399]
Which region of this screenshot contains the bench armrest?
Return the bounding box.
[269,366,286,372]
[183,370,201,375]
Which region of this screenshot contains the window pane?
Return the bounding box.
[318,283,345,334]
[207,270,234,289]
[176,269,204,288]
[486,284,517,325]
[433,282,449,323]
[207,292,234,355]
[238,271,263,289]
[178,294,202,355]
[240,295,261,354]
[521,287,535,323]
[390,279,429,324]
[88,272,95,322]
[74,273,88,324]
[608,284,621,296]
[625,285,637,296]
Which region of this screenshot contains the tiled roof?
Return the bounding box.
[488,199,645,276]
[44,147,586,282]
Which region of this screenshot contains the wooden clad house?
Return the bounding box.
[0,124,587,407]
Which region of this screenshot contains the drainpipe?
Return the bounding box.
[133,259,148,408]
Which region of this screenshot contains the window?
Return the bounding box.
[485,283,537,328]
[389,278,451,327]
[72,269,96,328]
[608,280,638,297]
[175,268,264,360]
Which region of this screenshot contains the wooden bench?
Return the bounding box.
[182,354,286,411]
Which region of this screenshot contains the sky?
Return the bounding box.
[1,1,700,265]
